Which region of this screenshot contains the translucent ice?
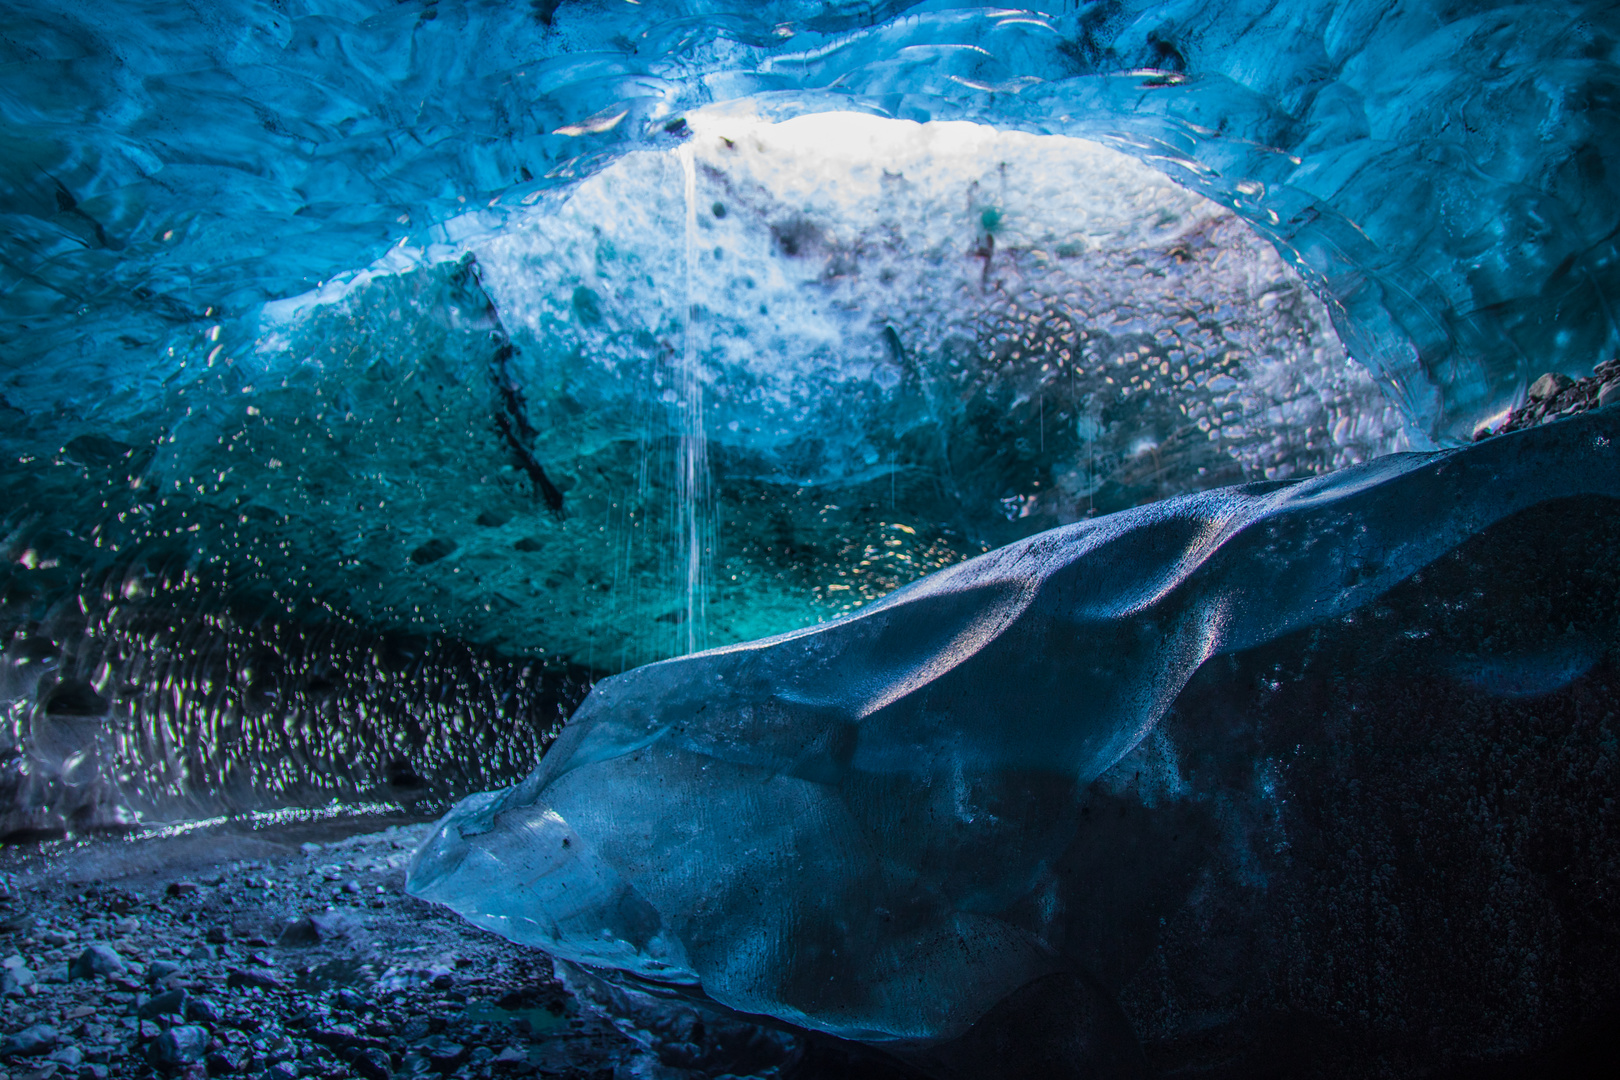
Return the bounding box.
[409,407,1620,1046]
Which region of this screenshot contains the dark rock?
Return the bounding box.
[334,988,370,1013]
[147,959,183,984]
[186,996,222,1024]
[475,510,513,528]
[1600,378,1620,410]
[68,944,126,980]
[352,1046,393,1080]
[166,881,200,898]
[276,918,319,946]
[278,911,351,947]
[418,1036,468,1071]
[205,1045,249,1074]
[0,911,37,936]
[226,968,285,992]
[40,930,71,947]
[1529,371,1574,400]
[148,1024,210,1068]
[139,988,189,1019]
[0,1022,57,1057]
[430,973,455,991]
[204,926,231,945]
[513,537,544,553]
[48,1045,84,1069]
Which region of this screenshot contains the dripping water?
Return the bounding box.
[677,143,711,655]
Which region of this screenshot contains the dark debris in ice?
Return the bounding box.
[1476,356,1620,439]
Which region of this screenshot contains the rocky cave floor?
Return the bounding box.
[0,815,682,1080]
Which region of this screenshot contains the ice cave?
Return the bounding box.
[3,1,1620,1078]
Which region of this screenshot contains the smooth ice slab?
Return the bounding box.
[408,408,1620,1044]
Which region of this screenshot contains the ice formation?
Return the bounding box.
[2,0,1620,1070]
[408,406,1620,1051]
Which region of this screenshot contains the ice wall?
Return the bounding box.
[407,407,1620,1058]
[3,0,1619,831]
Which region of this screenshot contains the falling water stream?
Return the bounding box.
[677,142,712,655]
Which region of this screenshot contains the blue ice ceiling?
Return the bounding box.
[6,0,1618,438]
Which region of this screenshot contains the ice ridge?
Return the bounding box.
[408,405,1620,1045]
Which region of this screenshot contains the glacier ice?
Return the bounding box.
[0,0,1618,1071]
[408,406,1620,1055]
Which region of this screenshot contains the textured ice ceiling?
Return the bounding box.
[3,0,1619,830]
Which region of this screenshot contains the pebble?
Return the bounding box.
[226,967,285,991]
[138,987,190,1019]
[147,1024,210,1067]
[1601,378,1620,410]
[67,944,125,980]
[1528,371,1574,400]
[0,1023,58,1057]
[146,958,182,984]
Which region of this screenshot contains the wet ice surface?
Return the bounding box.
[0,816,828,1080]
[410,408,1620,1075]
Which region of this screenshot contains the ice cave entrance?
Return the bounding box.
[258,109,1405,668]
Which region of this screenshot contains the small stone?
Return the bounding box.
[147,1025,210,1068]
[185,996,222,1024]
[332,988,369,1014]
[2,963,33,997]
[45,1045,82,1069]
[342,881,361,895]
[146,960,183,985]
[166,882,200,899]
[186,944,214,962]
[419,1036,468,1071]
[1529,371,1574,400]
[0,1023,58,1057]
[1599,378,1620,410]
[40,931,72,947]
[225,968,284,992]
[138,987,189,1019]
[261,1063,298,1080]
[205,1045,249,1074]
[68,945,125,981]
[276,919,319,947]
[113,917,139,936]
[351,1046,392,1080]
[204,926,231,945]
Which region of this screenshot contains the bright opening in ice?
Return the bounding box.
[249,111,1405,668]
